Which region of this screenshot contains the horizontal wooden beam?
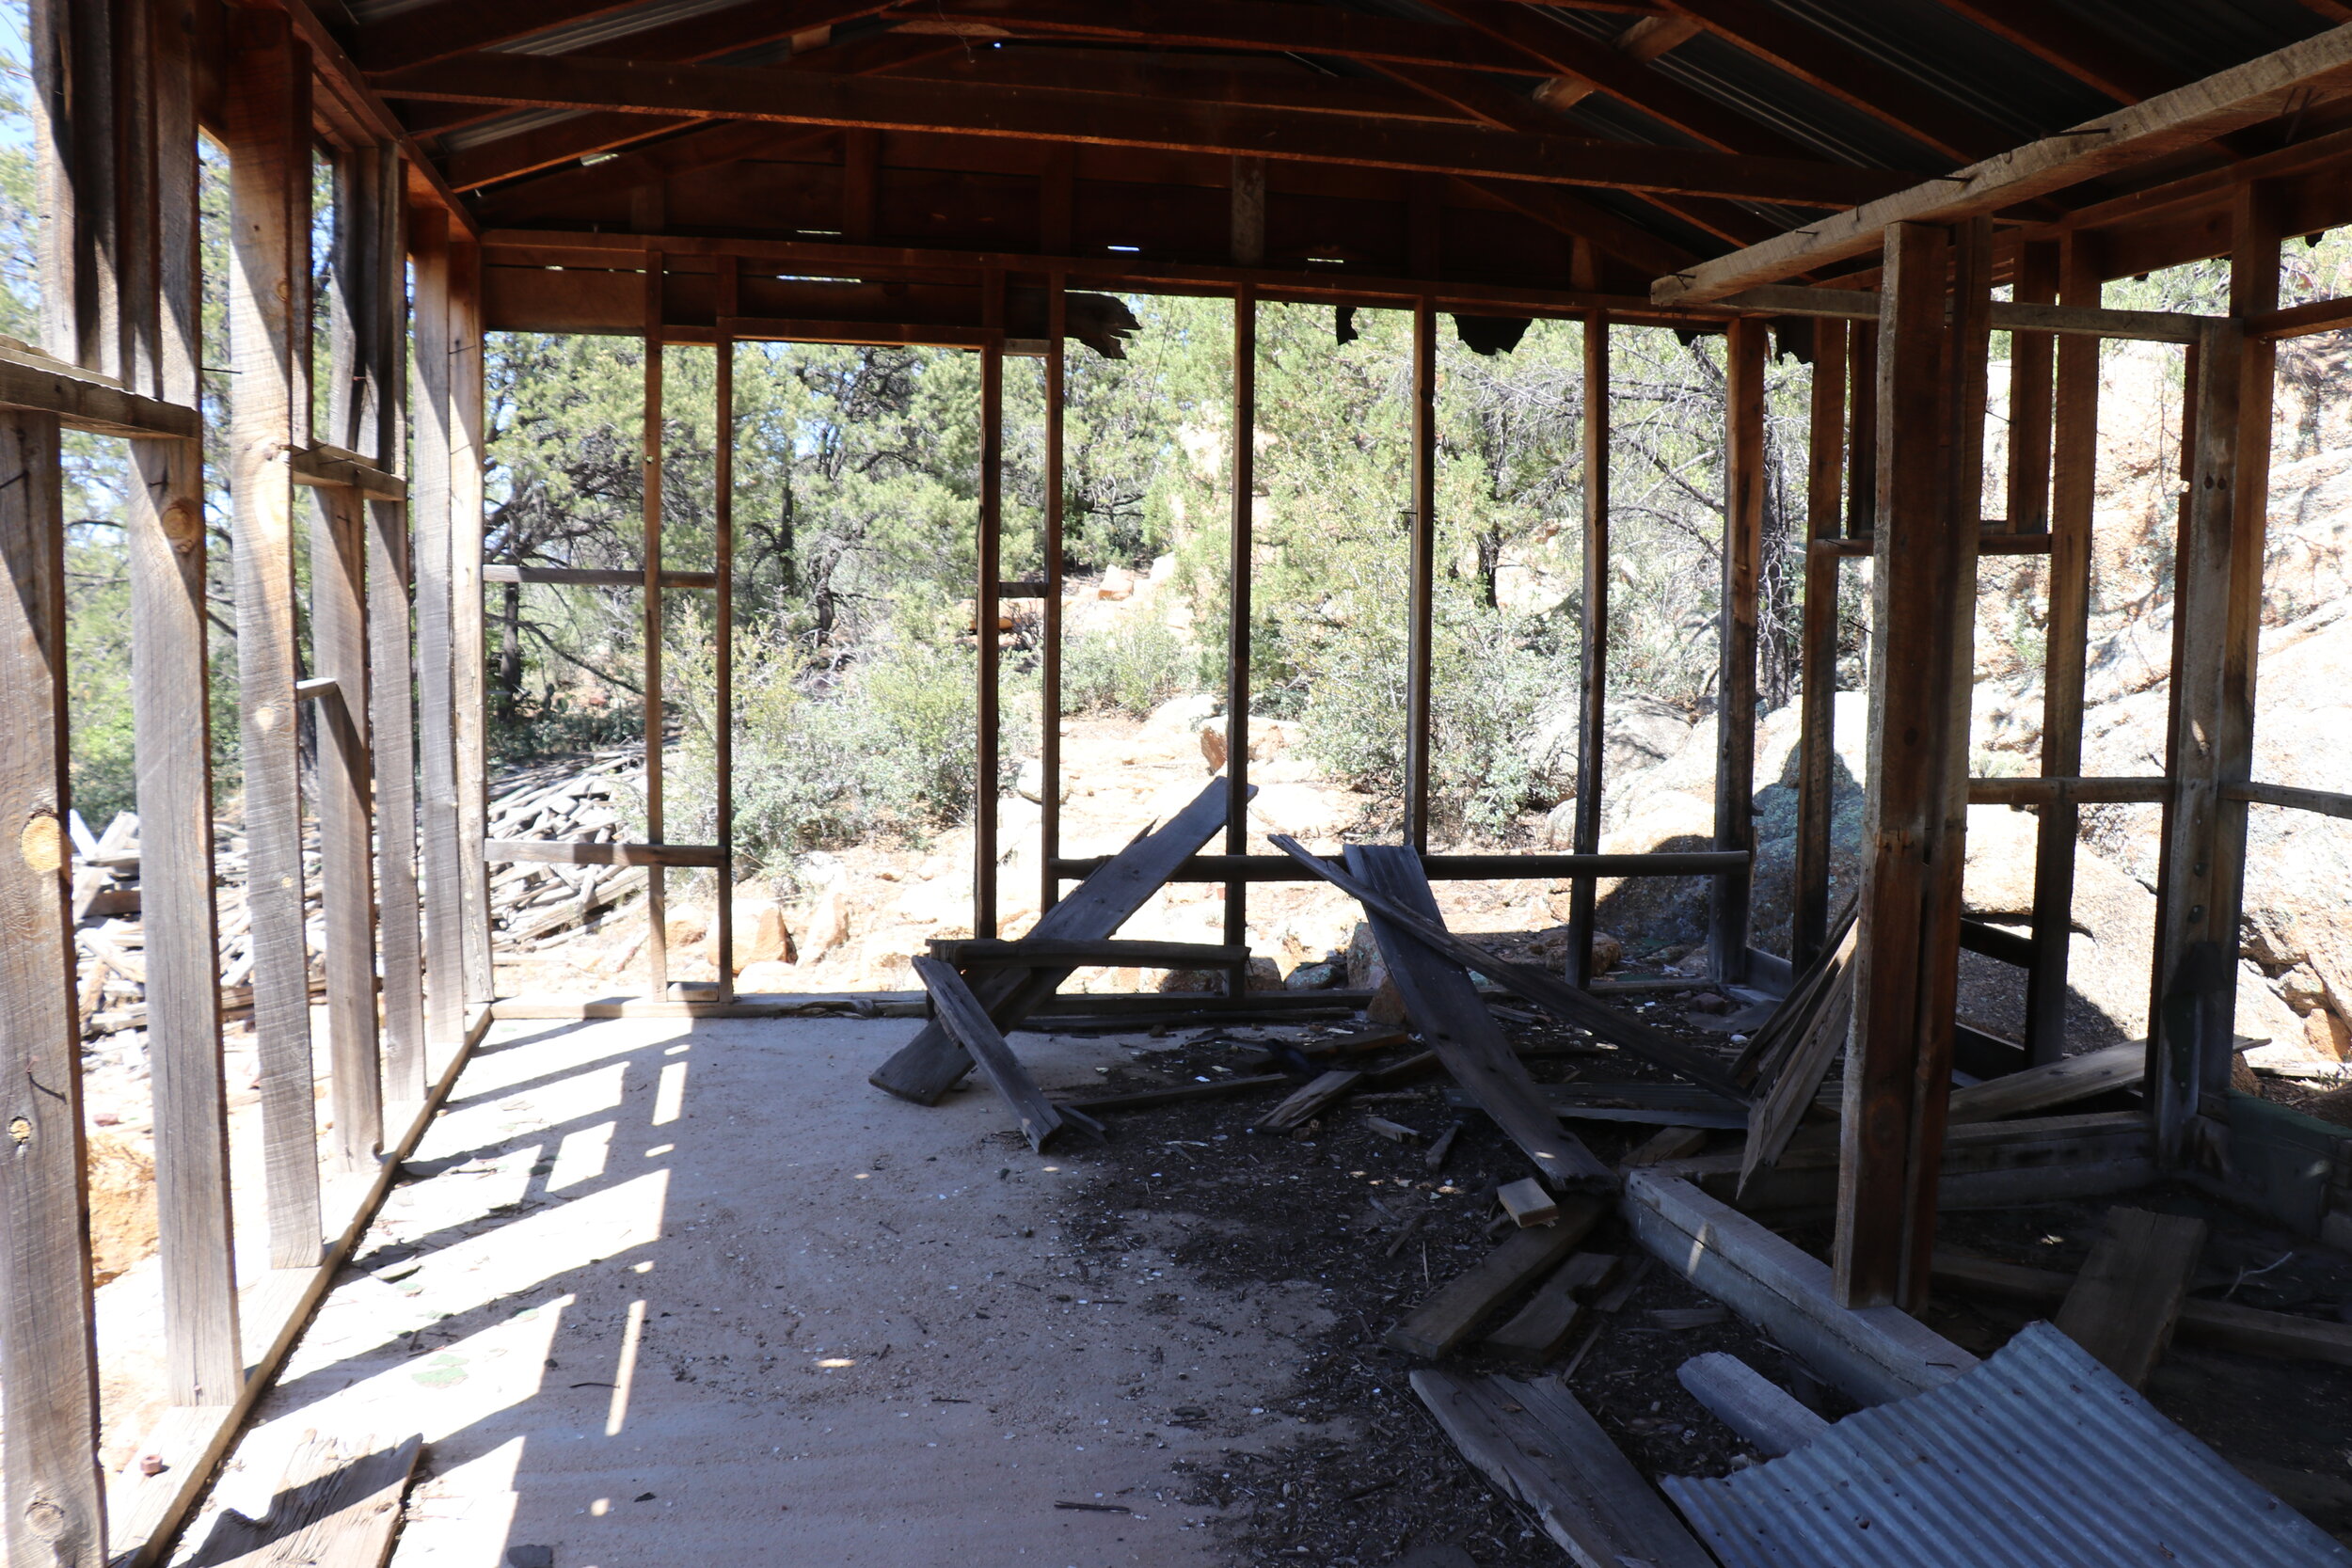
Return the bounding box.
[293,676,342,705]
[484,839,726,867]
[930,937,1250,970]
[289,443,406,497]
[1654,24,2352,303]
[280,0,478,234]
[2225,779,2352,820]
[0,350,200,437]
[483,564,718,589]
[1049,849,1750,884]
[1969,775,2172,805]
[2246,293,2352,340]
[719,315,1003,349]
[1813,532,2054,557]
[1718,284,2214,342]
[377,52,1906,206]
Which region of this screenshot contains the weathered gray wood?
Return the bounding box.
[226,21,324,1268]
[1404,297,1436,848]
[713,261,739,1001]
[1710,315,1763,985]
[912,957,1065,1153]
[1058,1073,1290,1115]
[1945,1040,2143,1124]
[1676,1352,1831,1456]
[1387,1201,1603,1358]
[2226,779,2352,820]
[930,937,1248,970]
[1346,845,1614,1191]
[975,284,1003,940]
[1411,1370,1715,1568]
[1486,1253,1618,1364]
[183,1433,421,1568]
[0,406,107,1568]
[870,778,1240,1103]
[1624,1169,1978,1406]
[1252,1069,1363,1134]
[1933,1249,2352,1370]
[410,206,466,1058]
[485,838,724,867]
[1039,278,1066,915]
[1223,285,1254,979]
[1565,310,1609,986]
[478,564,716,588]
[640,260,669,994]
[311,485,384,1173]
[450,241,493,1007]
[1740,923,1857,1195]
[1791,316,1844,968]
[2055,1206,2207,1388]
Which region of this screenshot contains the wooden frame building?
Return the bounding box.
[10,2,2352,1561]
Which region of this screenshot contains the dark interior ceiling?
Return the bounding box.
[312,0,2352,330]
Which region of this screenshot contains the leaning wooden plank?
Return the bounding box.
[1268,834,1748,1100]
[1945,1039,2143,1124]
[1676,1353,1831,1457]
[1653,24,2352,304]
[913,957,1066,1154]
[1387,1200,1604,1358]
[1252,1069,1362,1133]
[1345,844,1615,1191]
[1622,1169,1977,1406]
[181,1432,421,1567]
[2054,1207,2208,1388]
[1486,1253,1620,1365]
[1058,1073,1290,1115]
[1412,1370,1716,1568]
[1740,926,1858,1196]
[1931,1250,2352,1370]
[873,780,1242,1104]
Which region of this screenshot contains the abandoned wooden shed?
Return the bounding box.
[11,1,2352,1563]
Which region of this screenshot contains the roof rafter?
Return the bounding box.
[1933,0,2186,103]
[348,0,653,76]
[378,50,1910,205]
[890,0,1554,76]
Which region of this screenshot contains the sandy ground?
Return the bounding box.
[169,1015,1339,1568]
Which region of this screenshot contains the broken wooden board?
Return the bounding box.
[182,1433,421,1568]
[1931,1249,2352,1370]
[1676,1353,1830,1457]
[928,936,1248,970]
[1411,1370,1715,1568]
[2054,1207,2210,1387]
[1387,1200,1604,1359]
[1057,1073,1289,1115]
[1497,1177,1560,1227]
[1624,1127,1711,1168]
[1444,1080,1748,1128]
[1622,1169,1977,1406]
[1269,835,1747,1099]
[1739,924,1857,1196]
[1729,894,1856,1086]
[1345,844,1614,1192]
[1252,1068,1362,1133]
[873,780,1241,1104]
[1485,1253,1619,1366]
[913,957,1068,1153]
[1946,1040,2144,1124]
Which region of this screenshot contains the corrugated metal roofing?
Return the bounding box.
[1661,1321,2352,1568]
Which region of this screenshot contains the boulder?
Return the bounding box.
[1366,974,1408,1025]
[801,888,851,962]
[1159,957,1281,993]
[729,898,797,971]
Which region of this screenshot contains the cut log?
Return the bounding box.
[912,957,1067,1154]
[1411,1370,1714,1568]
[2053,1206,2209,1387]
[1676,1352,1832,1456]
[1386,1199,1603,1358]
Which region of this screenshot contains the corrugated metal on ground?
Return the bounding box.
[1661,1321,2352,1568]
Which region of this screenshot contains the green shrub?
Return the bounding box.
[1061,614,1197,717]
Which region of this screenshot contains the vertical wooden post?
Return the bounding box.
[2007,241,2060,534]
[1565,309,1609,987]
[32,0,119,376]
[1712,316,1765,985]
[2148,190,2274,1161]
[1846,322,1877,540]
[1225,284,1256,981]
[641,255,668,991]
[1835,219,1989,1311]
[450,238,491,1006]
[1404,295,1438,851]
[310,487,382,1172]
[130,0,242,1409]
[1230,157,1265,267]
[226,14,323,1268]
[1792,318,1848,967]
[1040,275,1067,914]
[412,205,466,1053]
[0,408,105,1568]
[2025,237,2103,1066]
[975,269,1005,940]
[714,258,739,1000]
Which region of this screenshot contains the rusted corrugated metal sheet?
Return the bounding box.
[1662,1321,2352,1568]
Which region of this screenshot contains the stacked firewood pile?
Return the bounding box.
[484,752,651,948]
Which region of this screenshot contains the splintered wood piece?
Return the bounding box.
[1424,1121,1463,1171]
[913,957,1066,1153]
[1386,1200,1603,1358]
[2055,1206,2209,1387]
[873,778,1240,1104]
[1364,1049,1441,1089]
[1485,1253,1621,1365]
[1363,1116,1423,1144]
[1253,1069,1362,1133]
[183,1432,421,1567]
[1645,1306,1731,1331]
[1676,1353,1831,1457]
[1411,1370,1714,1568]
[1739,922,1858,1196]
[1946,1040,2144,1124]
[1497,1178,1560,1227]
[1624,1127,1710,1168]
[1343,845,1614,1191]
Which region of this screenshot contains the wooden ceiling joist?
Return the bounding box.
[349,0,652,76]
[379,51,1906,207]
[882,0,1554,75]
[1652,22,2352,304]
[1933,0,2186,104]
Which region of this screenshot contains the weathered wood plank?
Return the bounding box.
[930,937,1248,970]
[640,259,669,996]
[484,838,724,868]
[1252,1069,1363,1134]
[1565,310,1610,986]
[1411,1370,1714,1568]
[870,777,1238,1103]
[226,17,324,1268]
[310,484,383,1174]
[1791,316,1844,967]
[450,239,492,1007]
[1933,1249,2352,1369]
[1740,923,1857,1195]
[410,205,466,1059]
[1485,1253,1618,1365]
[1346,844,1614,1191]
[181,1433,421,1568]
[0,405,106,1568]
[1387,1201,1603,1358]
[2055,1206,2207,1387]
[1710,315,1764,984]
[1404,299,1436,847]
[1058,1073,1290,1115]
[1676,1352,1831,1456]
[1224,285,1254,979]
[1945,1040,2143,1124]
[912,957,1066,1153]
